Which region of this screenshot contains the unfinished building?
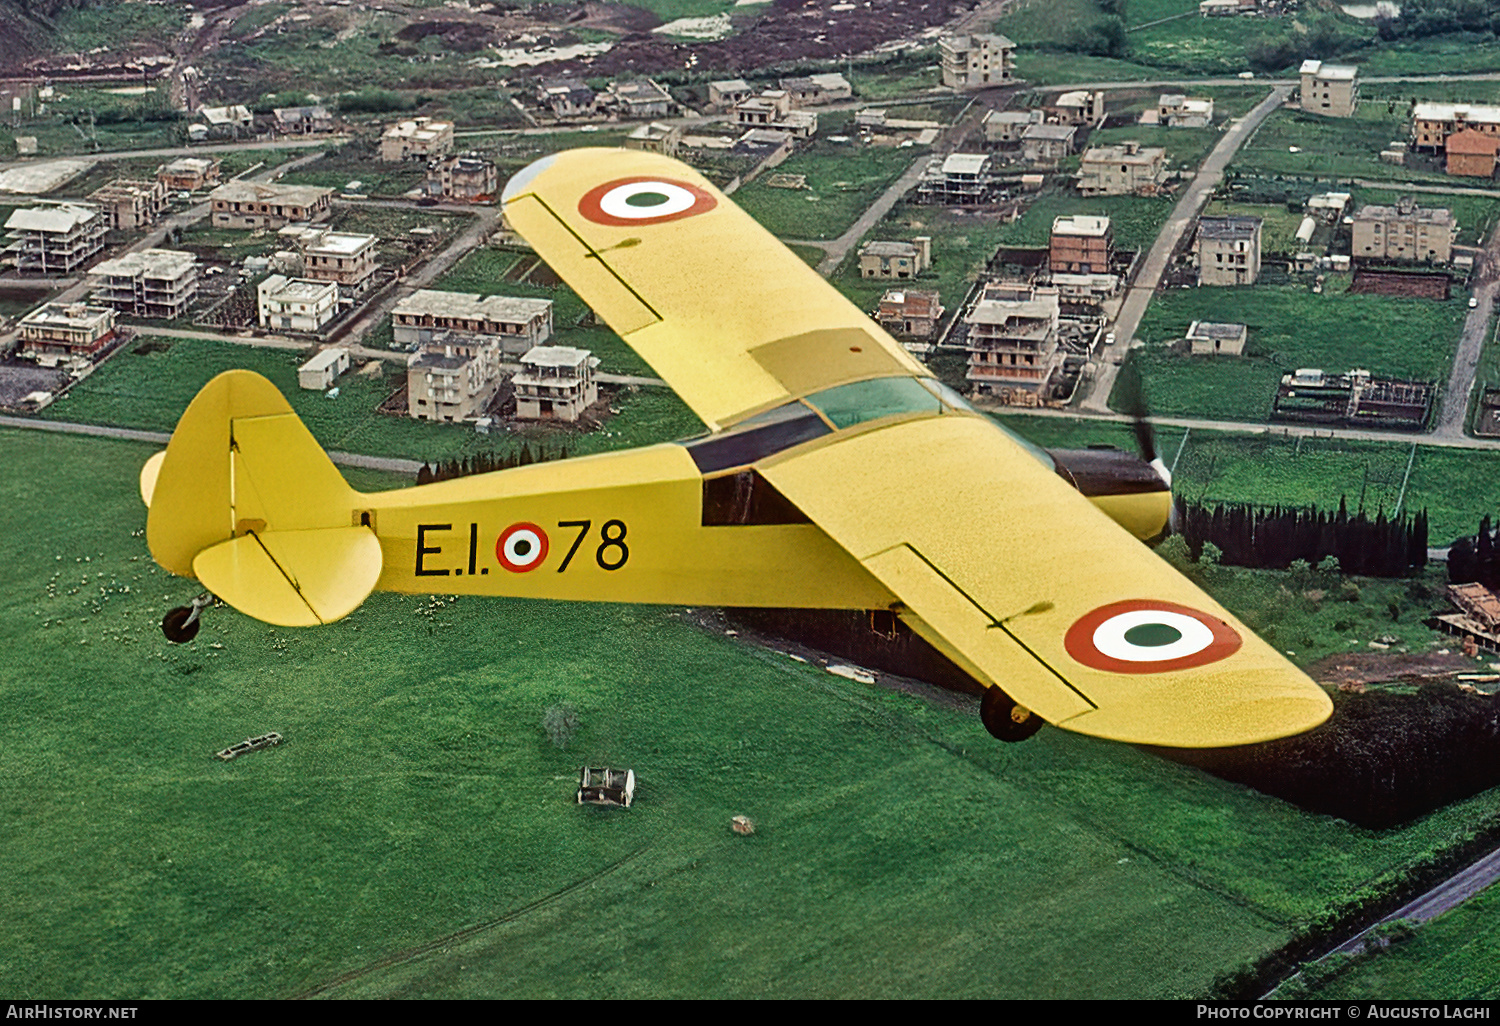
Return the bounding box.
[1411,101,1500,153]
[210,182,332,229]
[963,283,1062,398]
[1050,215,1112,274]
[513,345,599,422]
[157,156,221,192]
[858,238,932,279]
[939,33,1015,90]
[1194,215,1262,286]
[876,289,944,341]
[89,249,198,319]
[16,302,116,367]
[1077,142,1166,196]
[1432,583,1500,655]
[407,336,504,422]
[88,178,169,231]
[391,290,553,356]
[4,203,107,274]
[425,152,499,201]
[257,275,338,333]
[1351,197,1455,264]
[280,227,379,294]
[1299,60,1359,117]
[380,118,454,162]
[732,90,817,138]
[913,154,1001,205]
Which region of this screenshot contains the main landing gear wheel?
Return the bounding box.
[980,686,1045,743]
[161,593,215,644]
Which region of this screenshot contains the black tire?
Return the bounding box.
[980,686,1044,743]
[161,606,201,644]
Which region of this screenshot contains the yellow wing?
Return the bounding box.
[501,147,928,431]
[757,416,1332,747]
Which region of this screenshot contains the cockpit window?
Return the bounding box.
[803,376,948,430]
[683,402,830,473]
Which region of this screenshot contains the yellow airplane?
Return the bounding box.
[139,148,1332,748]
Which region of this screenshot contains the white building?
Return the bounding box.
[298,347,351,390]
[257,275,338,332]
[939,33,1016,90]
[380,118,454,161]
[90,249,198,319]
[391,290,553,356]
[4,203,107,274]
[17,302,116,367]
[513,346,599,422]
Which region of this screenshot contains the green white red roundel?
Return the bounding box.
[496,523,549,573]
[578,176,716,226]
[1064,600,1241,673]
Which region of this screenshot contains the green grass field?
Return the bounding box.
[5,429,1500,998]
[41,336,701,464]
[1123,279,1467,423]
[1233,107,1449,184]
[733,143,923,241]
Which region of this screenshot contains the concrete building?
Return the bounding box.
[733,90,817,138]
[1445,128,1499,178]
[274,105,333,135]
[407,336,504,422]
[939,33,1016,90]
[1077,142,1167,196]
[858,238,932,279]
[379,118,454,162]
[282,227,379,292]
[391,290,553,356]
[17,302,115,367]
[1299,60,1359,117]
[1186,321,1248,356]
[535,78,595,118]
[1158,93,1214,127]
[778,73,852,106]
[914,153,1000,204]
[982,109,1036,144]
[876,289,944,339]
[1054,90,1105,126]
[606,79,673,119]
[89,249,198,319]
[731,129,795,167]
[1050,215,1112,274]
[1020,123,1076,166]
[963,283,1062,396]
[425,152,499,201]
[87,178,169,231]
[157,156,221,192]
[624,121,682,157]
[707,79,754,110]
[1411,102,1500,153]
[257,275,338,333]
[210,182,332,229]
[197,104,253,138]
[298,347,350,390]
[1194,215,1262,285]
[1351,197,1455,264]
[513,346,599,422]
[4,203,107,274]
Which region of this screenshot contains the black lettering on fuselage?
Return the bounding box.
[416,523,452,576]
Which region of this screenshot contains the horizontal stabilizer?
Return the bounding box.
[193,527,383,627]
[139,450,165,508]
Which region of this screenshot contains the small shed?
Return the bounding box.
[298,347,350,390]
[1186,320,1247,356]
[577,767,635,807]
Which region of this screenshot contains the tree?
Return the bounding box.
[542,704,579,749]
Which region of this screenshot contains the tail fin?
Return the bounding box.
[145,370,383,627]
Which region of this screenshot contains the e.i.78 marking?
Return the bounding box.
[415,520,630,576]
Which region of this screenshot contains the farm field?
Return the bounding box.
[1122,279,1467,422]
[732,142,923,241]
[40,336,702,464]
[999,414,1500,546]
[1232,107,1449,184]
[6,428,1500,998]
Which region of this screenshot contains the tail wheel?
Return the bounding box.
[161,606,201,644]
[980,686,1044,743]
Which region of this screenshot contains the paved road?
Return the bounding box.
[0,136,345,173]
[1434,225,1500,438]
[1081,85,1292,412]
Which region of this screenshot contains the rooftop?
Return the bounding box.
[1052,215,1111,237]
[211,181,333,207]
[1198,215,1262,240]
[1081,143,1164,165]
[521,345,595,368]
[383,117,453,140]
[162,156,217,173]
[1056,90,1093,107]
[860,240,921,257]
[19,302,112,327]
[261,275,336,300]
[1187,321,1248,340]
[5,203,101,234]
[940,153,990,175]
[1021,123,1076,140]
[283,228,378,255]
[1300,59,1358,80]
[393,289,552,321]
[300,347,348,373]
[1413,102,1500,124]
[1355,203,1454,225]
[91,249,196,279]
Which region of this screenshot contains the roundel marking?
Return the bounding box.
[496,523,549,573]
[1064,599,1241,674]
[578,176,716,226]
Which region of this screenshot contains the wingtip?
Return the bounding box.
[501,153,558,203]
